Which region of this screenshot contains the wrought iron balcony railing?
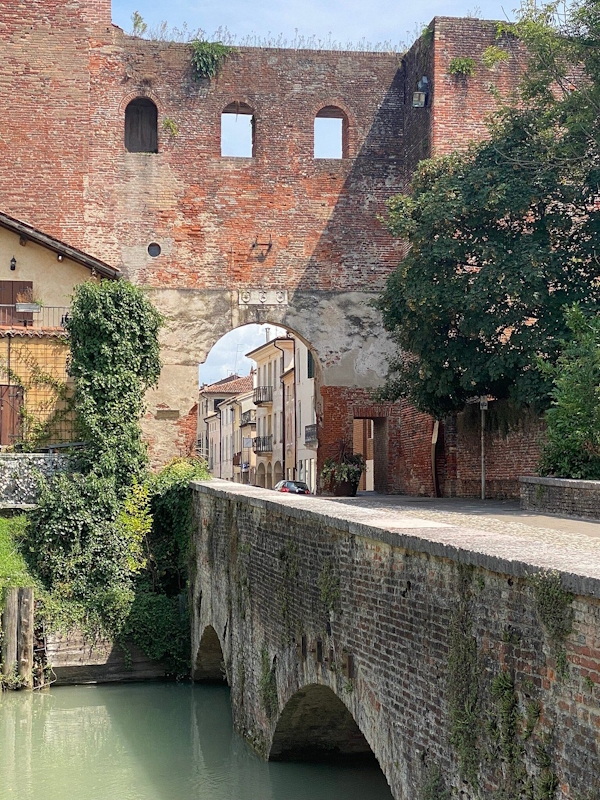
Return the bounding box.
[253,386,273,405]
[240,410,257,426]
[253,435,273,454]
[232,452,242,466]
[0,305,71,330]
[304,423,318,445]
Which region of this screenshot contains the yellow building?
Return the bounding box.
[0,212,119,447]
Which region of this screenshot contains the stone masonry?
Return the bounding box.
[0,453,66,506]
[191,480,600,800]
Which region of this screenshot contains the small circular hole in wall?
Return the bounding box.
[507,578,514,587]
[148,242,161,257]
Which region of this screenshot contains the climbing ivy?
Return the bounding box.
[419,763,451,800]
[190,40,236,79]
[259,647,278,718]
[67,280,162,491]
[318,557,341,613]
[447,565,480,785]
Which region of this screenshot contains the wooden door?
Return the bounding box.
[0,385,23,445]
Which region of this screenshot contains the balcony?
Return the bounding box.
[232,452,242,467]
[0,305,70,331]
[253,435,273,454]
[240,410,256,426]
[304,423,318,446]
[253,386,273,405]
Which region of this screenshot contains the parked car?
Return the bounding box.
[274,480,311,495]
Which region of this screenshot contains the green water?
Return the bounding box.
[0,683,393,800]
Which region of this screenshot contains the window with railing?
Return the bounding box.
[252,435,273,453]
[253,386,273,404]
[304,423,318,445]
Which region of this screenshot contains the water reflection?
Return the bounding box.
[0,683,393,800]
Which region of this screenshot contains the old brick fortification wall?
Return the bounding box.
[0,4,529,477]
[521,476,600,520]
[191,481,600,800]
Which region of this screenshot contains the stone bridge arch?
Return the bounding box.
[269,683,380,767]
[193,624,227,683]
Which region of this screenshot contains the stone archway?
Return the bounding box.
[193,625,227,683]
[270,684,378,765]
[274,460,283,485]
[256,462,266,488]
[266,462,273,490]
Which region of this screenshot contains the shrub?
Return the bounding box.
[540,305,600,479]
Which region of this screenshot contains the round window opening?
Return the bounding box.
[148,242,161,257]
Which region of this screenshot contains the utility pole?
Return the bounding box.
[480,396,488,500]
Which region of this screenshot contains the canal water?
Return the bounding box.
[0,682,393,800]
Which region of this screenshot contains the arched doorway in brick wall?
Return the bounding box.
[198,322,321,492]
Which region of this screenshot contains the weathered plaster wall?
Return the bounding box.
[191,480,600,800]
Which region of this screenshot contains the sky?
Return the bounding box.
[200,324,287,386]
[111,0,517,51]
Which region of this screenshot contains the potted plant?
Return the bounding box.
[321,441,366,497]
[15,289,42,313]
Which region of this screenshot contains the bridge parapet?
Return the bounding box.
[190,479,600,799]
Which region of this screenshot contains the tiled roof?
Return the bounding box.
[200,374,253,395]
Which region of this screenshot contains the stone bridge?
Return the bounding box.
[190,480,600,800]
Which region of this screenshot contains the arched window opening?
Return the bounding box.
[193,625,227,683]
[125,97,158,153]
[314,106,348,159]
[221,102,255,158]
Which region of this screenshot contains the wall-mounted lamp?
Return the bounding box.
[57,253,64,262]
[10,256,16,271]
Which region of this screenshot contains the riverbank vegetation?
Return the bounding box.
[1,280,209,679]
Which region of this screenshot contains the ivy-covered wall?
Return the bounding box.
[191,480,600,800]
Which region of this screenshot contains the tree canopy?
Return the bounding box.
[378,0,600,419]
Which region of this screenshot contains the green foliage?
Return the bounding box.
[379,0,600,418]
[531,570,574,643]
[447,565,480,785]
[0,664,26,691]
[66,280,162,491]
[318,558,341,612]
[420,763,451,800]
[190,40,236,79]
[131,10,147,37]
[540,306,600,479]
[0,516,35,605]
[523,700,541,741]
[481,45,510,68]
[146,458,209,595]
[259,647,278,718]
[321,441,365,489]
[448,56,476,76]
[491,670,524,791]
[161,118,179,137]
[121,591,190,676]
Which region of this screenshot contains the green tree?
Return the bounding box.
[378,0,600,418]
[67,280,162,489]
[540,305,600,479]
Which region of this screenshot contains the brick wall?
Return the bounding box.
[521,476,600,520]
[191,481,600,800]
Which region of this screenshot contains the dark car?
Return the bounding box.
[274,480,311,495]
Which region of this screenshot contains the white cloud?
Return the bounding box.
[199,323,287,386]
